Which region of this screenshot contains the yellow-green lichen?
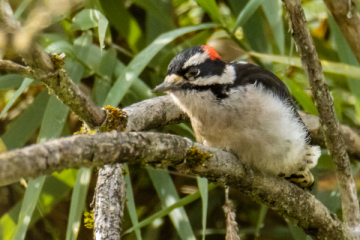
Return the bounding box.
[74,124,97,135]
[99,106,128,132]
[122,166,128,175]
[186,146,211,168]
[84,210,94,229]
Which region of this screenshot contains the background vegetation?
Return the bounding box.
[1,0,359,239]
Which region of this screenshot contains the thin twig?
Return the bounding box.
[282,0,360,232]
[0,60,33,77]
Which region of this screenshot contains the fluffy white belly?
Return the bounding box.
[171,84,310,176]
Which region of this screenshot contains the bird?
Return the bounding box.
[152,45,321,189]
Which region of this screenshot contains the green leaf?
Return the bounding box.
[131,0,174,29]
[10,176,47,240]
[262,0,284,55]
[249,52,360,80]
[99,0,143,52]
[13,0,32,20]
[0,75,25,90]
[124,182,216,235]
[194,0,222,23]
[0,176,73,240]
[282,77,318,115]
[232,0,265,32]
[147,167,196,240]
[65,168,91,240]
[328,16,360,122]
[197,177,208,240]
[45,40,75,58]
[93,48,117,105]
[10,61,80,239]
[0,78,33,119]
[71,9,109,48]
[2,90,50,150]
[124,164,142,240]
[287,223,311,240]
[255,205,268,238]
[104,23,218,107]
[72,9,102,30]
[37,95,69,143]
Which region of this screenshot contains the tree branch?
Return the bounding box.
[282,0,360,232]
[0,1,106,128]
[323,0,360,65]
[0,60,33,77]
[124,95,360,161]
[0,131,351,239]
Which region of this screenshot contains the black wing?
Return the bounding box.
[230,62,311,141]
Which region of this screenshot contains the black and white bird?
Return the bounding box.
[152,45,321,189]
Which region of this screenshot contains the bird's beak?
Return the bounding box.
[152,74,184,93]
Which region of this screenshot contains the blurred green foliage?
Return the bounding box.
[0,0,359,239]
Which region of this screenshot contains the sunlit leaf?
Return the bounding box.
[262,0,284,55]
[197,177,208,240]
[10,176,46,240]
[124,182,216,235]
[249,52,360,80]
[329,16,360,122]
[124,164,142,240]
[65,168,91,240]
[0,78,33,119]
[71,9,109,49]
[147,167,196,240]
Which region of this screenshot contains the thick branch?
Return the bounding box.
[323,0,360,65]
[282,0,360,230]
[0,131,350,239]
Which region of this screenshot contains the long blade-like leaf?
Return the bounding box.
[104,23,218,107]
[0,78,33,119]
[197,177,208,240]
[249,52,360,80]
[124,183,216,235]
[124,164,142,240]
[232,0,265,32]
[147,167,196,240]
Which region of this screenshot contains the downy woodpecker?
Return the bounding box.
[152,45,321,189]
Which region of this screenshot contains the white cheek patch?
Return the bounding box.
[193,65,236,85]
[183,52,209,68]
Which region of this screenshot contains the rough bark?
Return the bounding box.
[0,131,351,240]
[282,0,360,233]
[93,164,126,240]
[323,0,360,65]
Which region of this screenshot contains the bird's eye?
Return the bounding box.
[186,67,200,80]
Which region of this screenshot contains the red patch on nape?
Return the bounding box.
[201,45,221,60]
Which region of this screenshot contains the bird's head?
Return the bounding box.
[152,45,233,93]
